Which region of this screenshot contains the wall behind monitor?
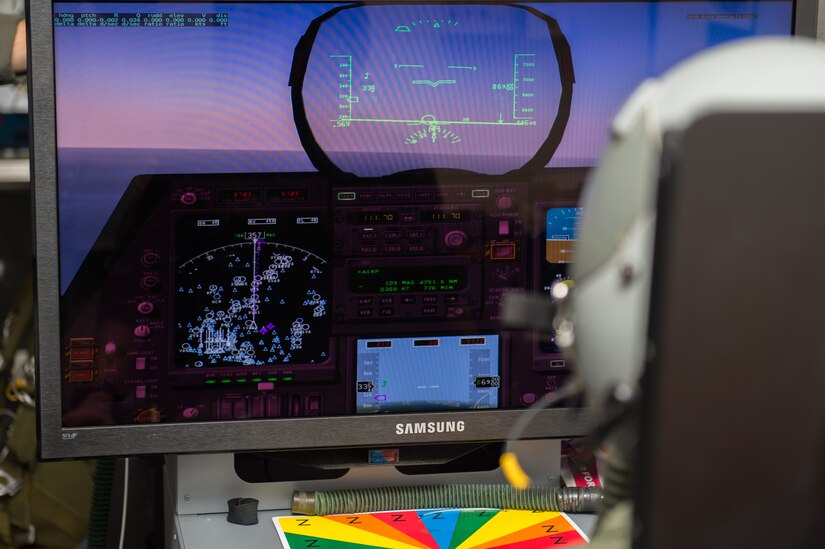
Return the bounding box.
[819,0,825,39]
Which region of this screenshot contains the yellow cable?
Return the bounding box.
[499,451,530,490]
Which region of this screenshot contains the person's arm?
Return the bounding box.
[11,19,25,74]
[0,14,25,83]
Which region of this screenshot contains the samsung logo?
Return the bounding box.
[395,421,465,435]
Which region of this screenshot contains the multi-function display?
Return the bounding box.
[173,211,330,370]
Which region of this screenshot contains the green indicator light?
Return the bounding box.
[220,379,232,384]
[236,379,247,383]
[471,189,490,198]
[338,191,356,201]
[252,378,262,382]
[267,377,278,382]
[205,380,216,385]
[283,376,294,382]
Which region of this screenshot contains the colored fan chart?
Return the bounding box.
[274,508,589,549]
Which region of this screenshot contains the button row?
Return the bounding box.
[356,294,463,306]
[357,305,470,319]
[358,243,429,254]
[204,376,294,386]
[360,229,427,240]
[212,393,322,419]
[339,189,490,202]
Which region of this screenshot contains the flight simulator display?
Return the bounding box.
[293,3,571,176]
[48,1,794,444]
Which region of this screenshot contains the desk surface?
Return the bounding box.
[176,510,598,549]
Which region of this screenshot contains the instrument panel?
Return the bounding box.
[59,172,582,426]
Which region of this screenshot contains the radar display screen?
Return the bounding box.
[355,335,500,413]
[173,212,330,369]
[298,4,565,176]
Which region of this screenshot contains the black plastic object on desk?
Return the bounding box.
[227,497,259,525]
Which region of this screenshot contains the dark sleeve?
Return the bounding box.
[0,13,24,84]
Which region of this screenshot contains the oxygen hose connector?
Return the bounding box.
[291,490,317,516]
[291,485,603,516]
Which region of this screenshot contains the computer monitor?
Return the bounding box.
[30,0,814,460]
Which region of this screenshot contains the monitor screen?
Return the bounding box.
[354,334,501,414]
[33,0,801,458]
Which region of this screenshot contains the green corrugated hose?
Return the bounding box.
[292,484,603,515]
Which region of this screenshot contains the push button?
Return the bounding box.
[489,242,517,260]
[141,275,161,291]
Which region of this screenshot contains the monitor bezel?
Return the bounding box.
[30,0,816,460]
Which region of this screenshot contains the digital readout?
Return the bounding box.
[217,188,260,204]
[352,266,467,293]
[474,376,501,388]
[348,211,399,224]
[265,188,309,203]
[423,210,470,223]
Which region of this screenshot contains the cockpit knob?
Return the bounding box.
[444,230,468,248]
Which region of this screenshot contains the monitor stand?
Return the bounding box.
[163,439,596,548]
